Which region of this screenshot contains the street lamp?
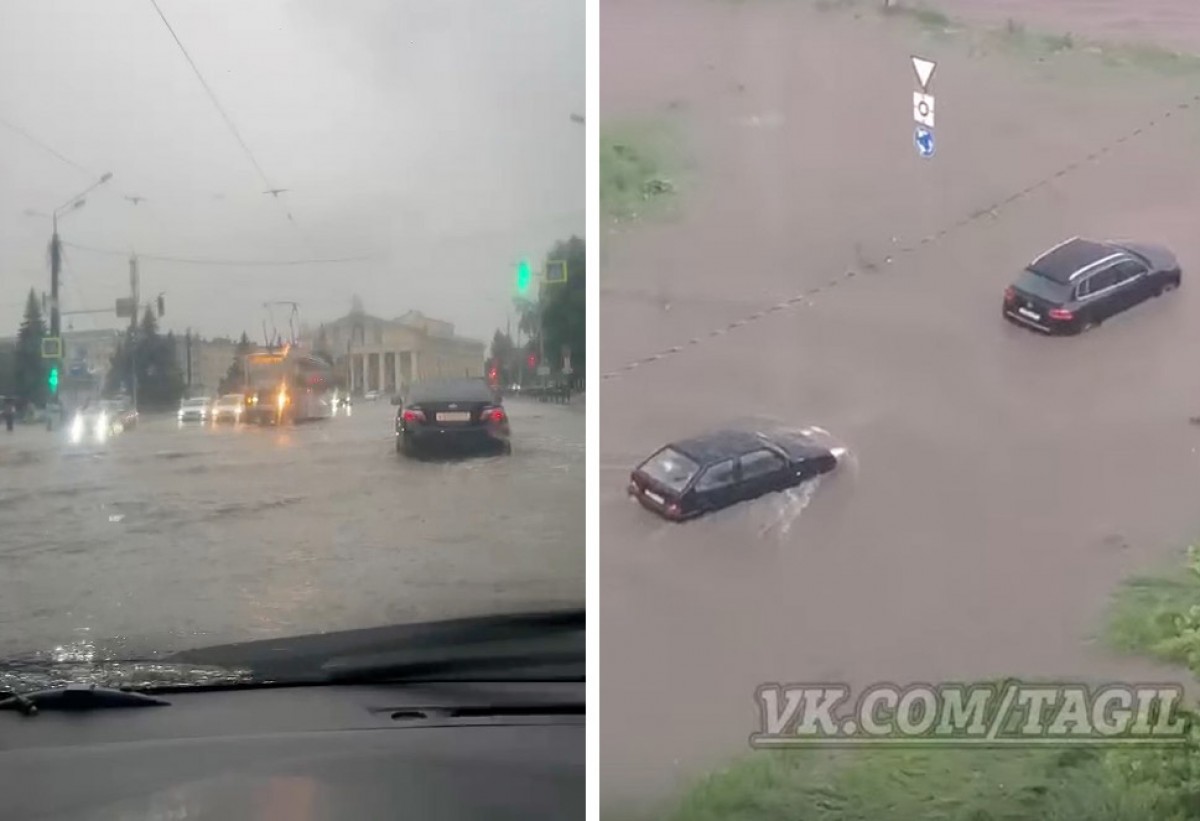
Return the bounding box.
[39,172,113,336]
[26,172,113,421]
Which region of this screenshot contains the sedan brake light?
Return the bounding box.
[1003,286,1016,303]
[481,406,506,424]
[1048,308,1074,321]
[402,408,426,424]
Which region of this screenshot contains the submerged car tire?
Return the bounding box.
[500,441,512,456]
[1159,276,1180,295]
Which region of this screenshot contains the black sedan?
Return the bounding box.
[628,427,845,521]
[1003,237,1181,335]
[395,378,512,458]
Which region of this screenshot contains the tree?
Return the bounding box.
[539,235,585,382]
[489,329,516,384]
[14,289,48,406]
[104,307,185,409]
[218,332,254,395]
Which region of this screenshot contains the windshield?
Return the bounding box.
[0,0,583,697]
[638,448,700,493]
[1015,268,1072,302]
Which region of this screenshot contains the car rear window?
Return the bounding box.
[638,447,700,493]
[1016,268,1072,302]
[183,398,208,407]
[408,379,495,404]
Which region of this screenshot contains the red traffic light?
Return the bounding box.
[527,354,537,368]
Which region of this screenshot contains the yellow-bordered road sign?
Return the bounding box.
[545,259,568,284]
[41,337,62,359]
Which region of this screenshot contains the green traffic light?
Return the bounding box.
[48,366,59,393]
[516,259,532,294]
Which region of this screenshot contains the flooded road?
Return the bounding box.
[601,0,1200,809]
[0,397,584,663]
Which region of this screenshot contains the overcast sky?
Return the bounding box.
[0,0,583,344]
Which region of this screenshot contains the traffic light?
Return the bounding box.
[47,365,59,394]
[516,259,532,294]
[526,353,537,369]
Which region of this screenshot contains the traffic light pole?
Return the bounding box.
[129,255,139,410]
[46,215,62,429]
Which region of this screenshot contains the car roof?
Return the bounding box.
[670,429,775,464]
[1027,237,1126,283]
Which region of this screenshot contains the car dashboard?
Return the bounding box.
[0,680,583,820]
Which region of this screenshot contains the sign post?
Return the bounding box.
[911,55,937,159]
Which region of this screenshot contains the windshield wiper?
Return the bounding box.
[0,683,170,716]
[164,608,585,685]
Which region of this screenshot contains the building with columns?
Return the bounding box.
[302,308,486,397]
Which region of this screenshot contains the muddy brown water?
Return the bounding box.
[601,0,1200,808]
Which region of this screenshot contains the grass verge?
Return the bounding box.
[864,1,1200,77]
[634,545,1200,820]
[600,118,687,223]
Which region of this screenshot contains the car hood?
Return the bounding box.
[1117,242,1177,271]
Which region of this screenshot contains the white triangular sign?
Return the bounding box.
[912,55,936,90]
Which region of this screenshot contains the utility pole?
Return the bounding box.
[129,255,140,409]
[185,328,193,393]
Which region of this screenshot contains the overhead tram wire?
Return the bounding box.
[146,0,318,254]
[62,240,374,267]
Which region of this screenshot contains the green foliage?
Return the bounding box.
[655,741,1200,821]
[14,289,48,406]
[103,306,185,409]
[653,545,1200,821]
[218,332,255,395]
[539,236,585,378]
[1106,545,1200,665]
[601,120,683,221]
[507,236,585,385]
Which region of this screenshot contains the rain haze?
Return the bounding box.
[0,0,584,341]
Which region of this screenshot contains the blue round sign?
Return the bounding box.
[914,126,935,159]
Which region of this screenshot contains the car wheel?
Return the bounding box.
[501,440,512,455]
[1160,277,1180,295]
[1078,318,1098,334]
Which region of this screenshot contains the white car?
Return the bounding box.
[178,397,212,423]
[212,394,245,424]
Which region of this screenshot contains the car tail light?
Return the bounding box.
[482,406,506,424]
[1048,308,1074,321]
[402,408,426,424]
[1003,286,1016,303]
[665,502,682,520]
[628,478,639,495]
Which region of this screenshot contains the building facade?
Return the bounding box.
[176,335,239,398]
[302,309,486,397]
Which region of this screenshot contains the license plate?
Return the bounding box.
[436,411,471,423]
[1018,307,1041,320]
[644,489,665,505]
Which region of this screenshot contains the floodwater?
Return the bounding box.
[0,397,584,666]
[600,0,1200,808]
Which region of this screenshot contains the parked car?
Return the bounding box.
[629,426,844,521]
[1003,236,1181,335]
[395,378,511,458]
